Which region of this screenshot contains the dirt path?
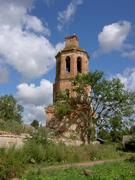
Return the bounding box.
[42,158,124,171]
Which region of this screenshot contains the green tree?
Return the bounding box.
[31,119,39,129]
[0,95,23,123]
[56,71,135,143]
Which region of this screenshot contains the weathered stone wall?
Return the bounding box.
[0,131,30,148]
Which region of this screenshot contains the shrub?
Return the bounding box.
[0,147,24,179]
[31,120,39,129]
[55,101,71,118]
[21,141,46,163]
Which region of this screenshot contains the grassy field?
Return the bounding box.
[0,128,134,179]
[0,140,134,179]
[21,161,135,180]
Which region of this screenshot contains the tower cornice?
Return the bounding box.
[55,48,90,59]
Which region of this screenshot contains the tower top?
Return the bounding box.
[56,34,89,59]
[53,35,90,102]
[65,35,79,49]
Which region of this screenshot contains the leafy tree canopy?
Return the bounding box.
[0,95,23,123]
[56,71,135,143]
[73,71,135,127]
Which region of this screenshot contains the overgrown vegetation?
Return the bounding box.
[0,119,34,134]
[0,72,135,179]
[31,119,39,129]
[0,127,134,179]
[0,95,23,123]
[55,71,135,143]
[0,95,35,134]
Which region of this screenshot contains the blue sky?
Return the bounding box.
[0,0,135,124]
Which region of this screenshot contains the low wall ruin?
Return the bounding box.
[0,131,30,148]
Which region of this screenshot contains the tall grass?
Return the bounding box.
[0,128,133,179]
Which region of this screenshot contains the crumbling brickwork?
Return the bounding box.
[45,35,90,144]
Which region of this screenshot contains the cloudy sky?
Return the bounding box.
[0,0,135,125]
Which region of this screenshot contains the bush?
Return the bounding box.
[0,147,24,179]
[21,141,46,163]
[0,128,48,179]
[55,101,71,118]
[0,95,23,123]
[31,120,39,129]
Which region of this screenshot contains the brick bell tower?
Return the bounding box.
[53,35,89,101]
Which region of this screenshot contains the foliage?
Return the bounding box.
[0,95,23,123]
[0,147,24,180]
[0,128,48,179]
[0,119,22,134]
[0,119,34,135]
[31,127,48,145]
[21,161,135,180]
[31,119,39,129]
[55,101,71,118]
[0,125,134,179]
[130,125,135,135]
[97,128,111,141]
[54,90,72,118]
[75,71,135,141]
[56,71,135,143]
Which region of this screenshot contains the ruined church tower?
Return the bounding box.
[45,35,90,129]
[53,35,89,101]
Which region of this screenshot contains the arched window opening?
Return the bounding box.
[77,57,82,73]
[66,56,70,72]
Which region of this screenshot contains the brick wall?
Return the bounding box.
[53,35,89,102]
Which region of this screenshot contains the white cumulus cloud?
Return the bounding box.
[16,79,53,124]
[23,15,51,35]
[57,0,83,31]
[16,79,53,106]
[93,21,132,58]
[116,68,135,91]
[22,104,46,125]
[0,0,64,79]
[98,21,131,53]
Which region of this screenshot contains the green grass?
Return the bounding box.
[21,161,135,180]
[0,140,134,179]
[0,127,134,179]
